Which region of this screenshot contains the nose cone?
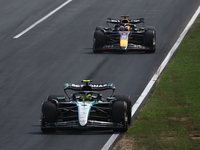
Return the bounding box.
[120,39,128,47]
[121,46,127,50]
[79,117,87,126]
[78,102,91,126]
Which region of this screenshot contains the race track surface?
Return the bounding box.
[0,0,200,149]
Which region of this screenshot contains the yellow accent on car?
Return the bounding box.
[121,19,129,24]
[126,26,130,31]
[86,94,92,100]
[82,80,91,83]
[120,39,128,47]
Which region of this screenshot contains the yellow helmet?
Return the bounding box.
[86,94,92,101]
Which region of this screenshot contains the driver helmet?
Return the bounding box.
[79,95,85,101]
[119,26,125,31]
[86,94,92,101]
[125,26,130,31]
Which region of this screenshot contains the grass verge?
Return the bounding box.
[114,16,200,150]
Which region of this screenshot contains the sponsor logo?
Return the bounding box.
[71,84,82,87]
[103,45,114,48]
[111,19,120,23]
[134,19,140,22]
[91,84,109,88]
[129,44,149,49]
[70,84,110,88]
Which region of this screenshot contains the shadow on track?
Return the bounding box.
[83,48,153,55]
[29,125,114,135]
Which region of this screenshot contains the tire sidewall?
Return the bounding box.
[144,26,156,53]
[112,101,128,132]
[93,27,105,52]
[114,95,132,125]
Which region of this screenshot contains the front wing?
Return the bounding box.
[41,119,125,130]
[95,44,152,51]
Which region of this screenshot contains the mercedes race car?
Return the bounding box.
[40,80,132,132]
[93,15,156,53]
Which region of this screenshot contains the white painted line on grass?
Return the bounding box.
[13,0,72,38]
[102,5,200,150]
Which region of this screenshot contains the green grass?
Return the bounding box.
[114,16,200,150]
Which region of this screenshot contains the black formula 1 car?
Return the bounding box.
[93,15,156,53]
[40,80,132,132]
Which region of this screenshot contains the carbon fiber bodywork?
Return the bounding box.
[93,16,156,53]
[40,80,130,132]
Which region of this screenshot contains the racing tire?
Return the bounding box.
[41,101,56,132]
[114,95,132,125]
[144,27,156,53]
[93,29,105,53]
[112,101,128,132]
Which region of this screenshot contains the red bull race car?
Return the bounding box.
[93,15,156,53]
[40,80,132,132]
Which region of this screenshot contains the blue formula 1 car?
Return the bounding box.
[93,15,156,53]
[40,80,132,132]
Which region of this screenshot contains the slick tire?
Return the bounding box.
[114,95,132,125]
[93,30,105,53]
[41,101,56,132]
[144,26,156,53]
[112,101,128,132]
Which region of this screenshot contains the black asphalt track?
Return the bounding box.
[0,0,200,149]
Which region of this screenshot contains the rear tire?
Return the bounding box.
[114,95,132,125]
[41,101,56,132]
[112,101,128,132]
[93,29,105,53]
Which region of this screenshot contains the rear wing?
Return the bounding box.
[63,83,115,91]
[107,18,144,25]
[63,82,115,99]
[132,18,144,23]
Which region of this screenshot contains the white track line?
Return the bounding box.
[101,134,120,150]
[101,5,200,150]
[13,0,72,38]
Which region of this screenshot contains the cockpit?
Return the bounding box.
[72,91,102,102]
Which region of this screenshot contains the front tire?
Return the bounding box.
[114,95,132,125]
[112,101,128,132]
[93,29,105,53]
[41,101,56,132]
[144,27,156,53]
